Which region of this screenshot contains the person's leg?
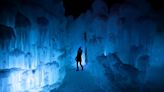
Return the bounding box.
[76,61,79,71]
[80,61,83,70]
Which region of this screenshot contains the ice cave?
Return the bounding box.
[0,0,164,92]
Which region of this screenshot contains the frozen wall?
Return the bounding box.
[0,0,164,92]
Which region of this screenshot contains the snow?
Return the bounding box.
[52,68,105,92]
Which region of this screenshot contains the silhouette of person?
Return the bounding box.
[75,47,83,71]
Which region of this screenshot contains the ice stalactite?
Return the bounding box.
[15,12,31,53]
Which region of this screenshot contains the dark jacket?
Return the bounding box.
[76,48,82,62]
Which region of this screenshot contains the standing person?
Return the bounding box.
[75,47,83,71]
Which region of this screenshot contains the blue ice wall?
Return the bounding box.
[0,0,164,92]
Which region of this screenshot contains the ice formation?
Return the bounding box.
[0,0,164,92]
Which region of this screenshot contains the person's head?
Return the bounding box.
[79,46,82,49]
